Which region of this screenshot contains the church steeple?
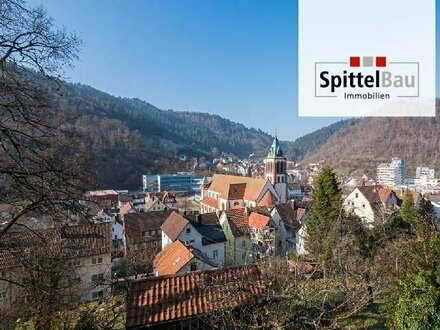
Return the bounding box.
[267,136,285,159]
[264,135,287,203]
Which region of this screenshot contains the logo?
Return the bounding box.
[315,56,419,100]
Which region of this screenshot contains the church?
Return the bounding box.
[200,137,288,214]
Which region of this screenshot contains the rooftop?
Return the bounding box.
[126,265,264,329]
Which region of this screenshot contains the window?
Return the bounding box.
[91,273,104,283]
[242,252,246,260]
[152,241,158,247]
[0,291,6,299]
[186,228,191,235]
[92,257,103,265]
[71,276,81,284]
[190,262,197,271]
[234,202,239,207]
[279,241,282,247]
[158,229,161,235]
[189,239,195,244]
[241,240,246,248]
[355,193,359,198]
[68,260,81,267]
[114,234,118,240]
[362,204,366,208]
[213,250,219,258]
[92,291,104,299]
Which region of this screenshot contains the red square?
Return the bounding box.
[350,56,360,67]
[376,56,386,67]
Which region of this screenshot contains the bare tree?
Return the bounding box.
[0,0,91,236]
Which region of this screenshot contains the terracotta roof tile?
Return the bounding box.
[160,212,189,241]
[208,174,268,201]
[0,223,112,270]
[154,240,195,275]
[201,197,219,209]
[357,186,382,204]
[126,265,264,328]
[125,210,173,245]
[248,212,271,230]
[257,189,277,206]
[223,208,249,237]
[154,240,217,276]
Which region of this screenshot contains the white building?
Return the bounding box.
[416,167,435,179]
[161,212,226,266]
[377,158,405,187]
[344,186,399,228]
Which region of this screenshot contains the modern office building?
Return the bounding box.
[376,158,405,187]
[416,167,435,179]
[142,172,199,194]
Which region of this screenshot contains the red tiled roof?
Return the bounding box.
[201,197,219,209]
[257,189,277,206]
[154,240,217,276]
[125,210,173,245]
[357,186,382,204]
[154,240,195,275]
[126,265,264,328]
[227,183,246,199]
[248,212,271,230]
[223,208,249,237]
[160,212,189,241]
[0,223,113,269]
[119,202,133,217]
[208,174,268,201]
[394,189,422,204]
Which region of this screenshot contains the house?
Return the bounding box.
[125,265,264,330]
[123,210,174,257]
[287,183,304,199]
[220,205,300,265]
[344,186,398,227]
[427,195,440,230]
[143,197,167,212]
[219,208,253,266]
[161,212,226,266]
[146,191,177,209]
[272,202,308,254]
[394,189,422,208]
[153,240,218,276]
[0,223,113,315]
[84,190,119,207]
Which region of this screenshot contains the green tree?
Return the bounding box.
[304,166,342,261]
[400,190,417,224]
[387,270,440,330]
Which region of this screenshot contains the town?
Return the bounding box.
[1,0,439,329]
[1,135,439,329]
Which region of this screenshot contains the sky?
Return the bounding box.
[28,0,439,141]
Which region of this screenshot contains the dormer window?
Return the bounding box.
[186,228,191,235]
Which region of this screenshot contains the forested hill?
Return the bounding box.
[55,82,354,189]
[302,107,440,177]
[56,83,305,189]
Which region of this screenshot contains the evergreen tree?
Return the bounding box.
[400,190,416,223]
[304,166,342,261]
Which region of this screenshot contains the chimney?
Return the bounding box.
[195,214,202,225]
[244,206,250,216]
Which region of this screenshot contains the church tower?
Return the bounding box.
[264,136,288,203]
